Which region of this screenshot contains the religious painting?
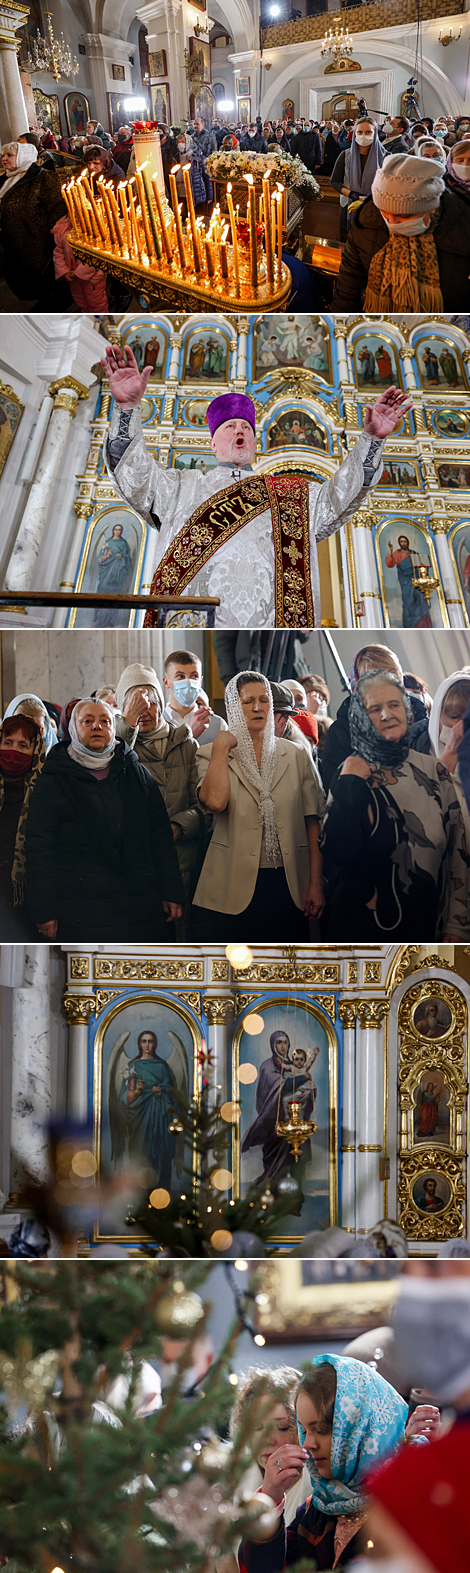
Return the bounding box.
[266,409,327,451]
[0,381,24,480]
[413,997,452,1038]
[282,99,295,122]
[377,460,420,489]
[233,997,337,1242]
[70,506,145,630]
[33,87,61,137]
[412,1173,451,1214]
[189,36,211,84]
[171,451,219,473]
[190,87,214,122]
[238,98,250,126]
[414,337,467,392]
[112,64,125,81]
[150,83,171,125]
[436,462,470,490]
[352,332,401,391]
[254,1260,400,1343]
[433,409,470,437]
[64,91,90,137]
[449,522,470,624]
[236,78,250,97]
[191,0,207,11]
[412,1072,451,1146]
[92,993,200,1241]
[121,321,168,378]
[182,398,211,426]
[254,316,332,382]
[376,521,444,630]
[148,49,167,79]
[106,93,130,136]
[182,327,230,381]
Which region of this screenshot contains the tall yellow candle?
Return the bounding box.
[98,179,117,246]
[81,174,107,244]
[244,174,257,291]
[74,180,93,240]
[263,172,274,288]
[169,167,187,271]
[63,184,78,232]
[106,180,122,245]
[226,182,240,296]
[276,190,283,272]
[182,162,201,272]
[140,162,162,261]
[135,167,154,262]
[128,181,143,258]
[219,223,229,279]
[118,183,132,253]
[204,237,215,278]
[151,176,172,266]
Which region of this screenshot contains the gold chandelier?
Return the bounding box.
[25,10,79,83]
[320,19,354,68]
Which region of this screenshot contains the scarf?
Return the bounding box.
[67,699,116,771]
[0,719,45,904]
[445,142,470,196]
[348,126,385,199]
[298,1354,408,1517]
[224,671,282,864]
[135,718,170,761]
[349,672,413,768]
[364,230,444,312]
[3,692,57,755]
[0,141,38,204]
[428,670,470,758]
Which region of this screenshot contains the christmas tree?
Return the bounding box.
[0,1261,303,1573]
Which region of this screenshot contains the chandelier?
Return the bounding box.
[24,10,79,82]
[320,19,354,67]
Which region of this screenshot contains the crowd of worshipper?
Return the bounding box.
[4,641,470,944]
[2,106,469,310]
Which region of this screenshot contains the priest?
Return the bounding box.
[102,343,411,629]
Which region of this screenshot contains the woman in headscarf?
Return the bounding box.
[428,670,470,860]
[239,1355,408,1571]
[241,1028,318,1192]
[333,151,470,311]
[25,697,183,941]
[444,135,470,205]
[3,692,58,754]
[320,643,427,792]
[218,1366,312,1573]
[59,698,81,744]
[0,139,66,302]
[0,714,45,939]
[193,671,325,940]
[331,116,384,240]
[320,669,469,941]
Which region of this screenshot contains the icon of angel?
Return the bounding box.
[107,1026,189,1190]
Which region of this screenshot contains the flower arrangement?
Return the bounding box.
[205,147,320,201]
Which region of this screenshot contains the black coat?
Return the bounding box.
[290,129,322,171]
[321,691,427,791]
[25,739,184,941]
[0,163,66,297]
[333,189,470,310]
[268,132,291,155]
[322,130,340,174]
[239,133,269,153]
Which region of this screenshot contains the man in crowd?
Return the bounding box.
[162,649,227,744]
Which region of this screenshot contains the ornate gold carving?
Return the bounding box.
[63,993,96,1024]
[52,389,80,417]
[340,1144,356,1152]
[364,962,381,984]
[347,961,358,985]
[48,375,90,400]
[410,953,456,973]
[399,1149,466,1243]
[211,960,229,981]
[338,1000,389,1028]
[178,991,202,1018]
[93,958,204,981]
[385,945,420,994]
[337,1001,358,1029]
[202,995,235,1024]
[398,979,466,1075]
[358,1144,382,1152]
[70,956,89,979]
[316,995,336,1022]
[233,961,340,984]
[235,993,261,1016]
[95,990,121,1013]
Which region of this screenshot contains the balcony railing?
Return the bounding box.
[261,0,465,47]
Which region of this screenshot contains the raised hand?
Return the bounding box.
[100,344,152,410]
[364,385,412,438]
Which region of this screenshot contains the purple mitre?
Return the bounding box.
[206,392,256,435]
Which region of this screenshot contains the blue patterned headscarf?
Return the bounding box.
[297,1354,408,1516]
[3,692,58,755]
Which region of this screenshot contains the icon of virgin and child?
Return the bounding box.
[107,1026,189,1191]
[241,1029,319,1202]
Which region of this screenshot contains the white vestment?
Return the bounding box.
[107,405,384,628]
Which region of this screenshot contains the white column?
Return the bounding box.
[235,318,249,386]
[80,33,109,128]
[20,394,54,485]
[63,994,96,1120]
[434,527,466,629]
[202,994,234,1104]
[10,946,50,1196]
[351,519,384,628]
[0,24,29,139]
[4,381,88,593]
[338,1006,356,1232]
[355,1004,386,1234]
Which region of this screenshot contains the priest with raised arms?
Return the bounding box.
[102,343,411,629]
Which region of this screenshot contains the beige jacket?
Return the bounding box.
[194,737,325,913]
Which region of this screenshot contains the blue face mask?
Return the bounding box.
[173,677,201,706]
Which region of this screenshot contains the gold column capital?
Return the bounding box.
[49,376,90,402]
[63,992,96,1025]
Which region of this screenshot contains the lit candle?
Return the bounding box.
[219,223,229,279]
[276,189,283,274]
[244,173,257,292]
[118,183,132,254]
[63,184,77,231]
[135,167,154,262]
[169,166,187,271]
[182,161,201,272]
[139,162,162,262]
[263,172,273,288]
[81,174,107,245]
[128,181,143,258]
[151,176,172,266]
[106,180,122,246]
[74,178,93,240]
[97,178,117,247]
[204,237,215,277]
[226,181,240,296]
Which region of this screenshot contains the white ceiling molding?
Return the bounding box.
[261,34,467,119]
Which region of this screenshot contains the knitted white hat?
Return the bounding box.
[115,662,164,715]
[371,152,445,213]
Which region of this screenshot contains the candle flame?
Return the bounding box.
[227,181,232,193]
[171,164,181,174]
[221,225,229,242]
[244,173,254,185]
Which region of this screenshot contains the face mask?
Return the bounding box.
[0,747,32,777]
[439,721,458,746]
[248,131,256,138]
[173,678,201,706]
[454,162,470,181]
[384,122,394,134]
[392,1277,470,1403]
[434,127,446,138]
[382,213,430,235]
[356,131,374,145]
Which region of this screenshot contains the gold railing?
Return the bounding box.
[261,0,464,47]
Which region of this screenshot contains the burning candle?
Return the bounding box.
[244,173,257,292]
[219,223,229,279]
[263,172,273,288]
[98,179,118,246]
[63,183,77,231]
[182,162,201,272]
[135,167,155,262]
[151,176,172,266]
[128,180,143,258]
[226,182,240,295]
[74,179,93,240]
[139,162,162,262]
[204,237,215,277]
[169,167,187,270]
[106,180,122,245]
[276,188,283,273]
[118,183,132,254]
[81,174,107,245]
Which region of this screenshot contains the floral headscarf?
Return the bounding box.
[349,671,413,769]
[224,671,282,864]
[0,716,45,903]
[297,1354,408,1516]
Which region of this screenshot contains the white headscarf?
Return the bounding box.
[428,669,470,758]
[68,698,116,771]
[224,671,281,864]
[0,140,38,203]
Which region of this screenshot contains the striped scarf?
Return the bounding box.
[364,232,444,312]
[0,728,46,904]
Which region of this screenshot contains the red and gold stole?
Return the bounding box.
[144,472,314,628]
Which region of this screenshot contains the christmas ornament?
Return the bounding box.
[168,1116,184,1134]
[241,1490,281,1541]
[197,1438,230,1478]
[276,1172,302,1206]
[260,1187,274,1207]
[155,1278,205,1336]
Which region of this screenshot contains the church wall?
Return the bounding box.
[0,629,206,707]
[260,17,470,122]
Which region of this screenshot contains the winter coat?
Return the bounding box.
[320,690,427,791]
[52,217,108,311]
[322,130,340,174]
[25,739,184,941]
[382,133,411,154]
[0,163,66,297]
[94,122,114,151]
[290,129,321,170]
[333,188,470,311]
[239,133,269,153]
[116,716,205,899]
[113,141,133,173]
[338,126,353,151]
[192,127,217,158]
[175,149,211,207]
[88,158,124,190]
[268,131,291,155]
